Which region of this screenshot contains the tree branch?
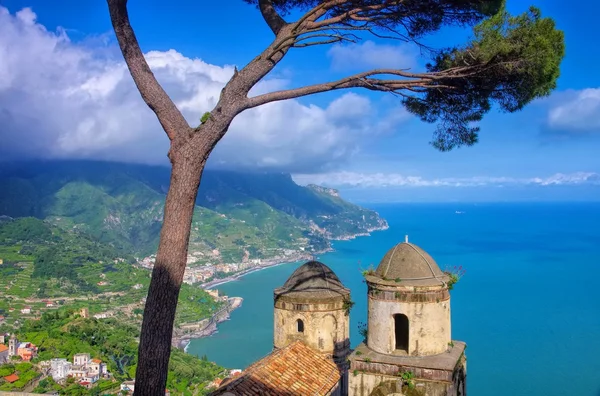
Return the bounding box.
[244,67,477,108]
[245,69,432,107]
[106,0,189,140]
[258,0,287,35]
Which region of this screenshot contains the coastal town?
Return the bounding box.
[137,248,319,287]
[0,334,111,390]
[137,221,389,288]
[0,330,241,394]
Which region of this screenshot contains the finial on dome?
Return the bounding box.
[405,235,409,243]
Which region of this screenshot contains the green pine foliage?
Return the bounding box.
[403,3,565,150]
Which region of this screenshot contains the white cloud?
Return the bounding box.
[0,7,407,172]
[293,171,600,188]
[327,40,417,72]
[547,88,600,132]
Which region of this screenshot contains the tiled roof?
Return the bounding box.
[0,344,8,352]
[210,341,340,396]
[4,374,19,383]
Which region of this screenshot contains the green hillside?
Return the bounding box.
[0,310,226,395]
[0,217,222,327]
[0,161,387,262]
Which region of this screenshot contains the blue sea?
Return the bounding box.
[188,203,600,396]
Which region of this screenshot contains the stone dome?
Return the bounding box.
[375,242,447,285]
[275,261,349,299]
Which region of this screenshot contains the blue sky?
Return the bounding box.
[0,0,599,201]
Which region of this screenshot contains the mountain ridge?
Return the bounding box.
[0,160,388,264]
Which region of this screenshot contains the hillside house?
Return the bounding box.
[0,344,9,364]
[17,342,37,361]
[89,358,108,376]
[50,358,71,380]
[73,353,90,366]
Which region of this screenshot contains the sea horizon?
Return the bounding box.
[188,201,600,396]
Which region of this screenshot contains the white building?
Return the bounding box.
[68,367,87,379]
[73,353,90,366]
[88,359,108,376]
[82,372,100,384]
[50,358,71,380]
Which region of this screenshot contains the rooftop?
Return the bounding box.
[210,341,341,396]
[274,261,349,299]
[374,239,448,286]
[4,374,19,383]
[0,344,8,352]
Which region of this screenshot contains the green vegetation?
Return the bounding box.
[0,362,40,391]
[8,310,227,395]
[358,321,368,344]
[342,298,355,316]
[0,217,135,297]
[0,161,386,263]
[444,266,466,291]
[200,112,211,124]
[361,264,376,277]
[0,217,222,329]
[398,370,422,395]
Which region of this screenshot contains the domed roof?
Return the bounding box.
[275,261,348,299]
[375,241,446,285]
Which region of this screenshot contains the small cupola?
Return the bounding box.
[273,261,351,359]
[365,239,452,356]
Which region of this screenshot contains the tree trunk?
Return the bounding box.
[133,141,208,395]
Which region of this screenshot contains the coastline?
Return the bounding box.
[184,224,390,348]
[199,224,389,290]
[173,296,244,350]
[200,250,329,290]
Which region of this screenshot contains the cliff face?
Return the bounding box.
[306,184,340,197]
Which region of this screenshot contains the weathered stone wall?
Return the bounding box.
[367,287,450,356]
[273,298,350,358]
[348,355,467,396]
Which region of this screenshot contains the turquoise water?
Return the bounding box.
[188,203,600,396]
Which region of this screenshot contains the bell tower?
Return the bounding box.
[348,238,467,396]
[273,261,351,394]
[8,334,17,357]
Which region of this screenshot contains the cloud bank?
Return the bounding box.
[547,88,600,133]
[0,7,406,173]
[293,171,600,188]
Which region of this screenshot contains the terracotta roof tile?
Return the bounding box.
[210,341,340,396]
[0,344,8,352]
[4,374,19,383]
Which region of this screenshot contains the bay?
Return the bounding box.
[187,202,600,396]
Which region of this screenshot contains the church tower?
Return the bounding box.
[274,261,351,393]
[348,238,467,396]
[8,334,17,357]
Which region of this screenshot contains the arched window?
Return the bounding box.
[296,319,304,333]
[394,314,409,353]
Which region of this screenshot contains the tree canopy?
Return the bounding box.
[242,0,564,150]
